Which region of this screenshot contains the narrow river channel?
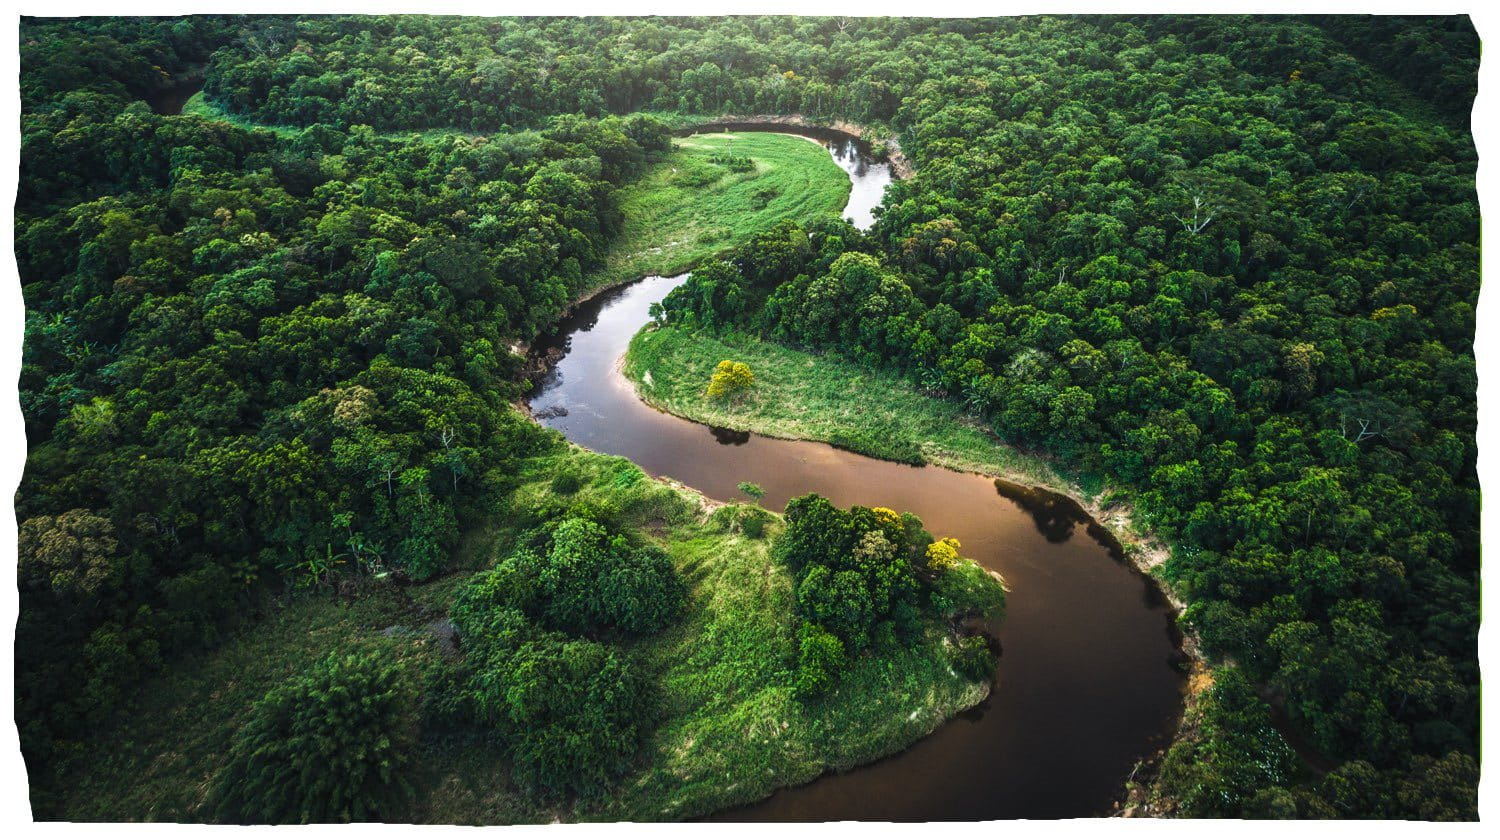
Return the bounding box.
[527,129,1187,820]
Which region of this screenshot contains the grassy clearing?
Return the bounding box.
[54,444,987,823]
[626,325,1105,500]
[583,131,850,294]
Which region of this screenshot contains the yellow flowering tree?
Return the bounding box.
[706,359,754,400]
[925,537,961,572]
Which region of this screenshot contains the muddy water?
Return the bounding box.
[526,135,1185,820]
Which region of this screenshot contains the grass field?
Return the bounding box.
[53,445,988,822]
[625,325,1107,500]
[582,131,850,294]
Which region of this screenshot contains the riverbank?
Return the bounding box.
[625,325,1182,590]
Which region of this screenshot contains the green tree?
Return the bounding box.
[208,651,417,823]
[706,359,755,400]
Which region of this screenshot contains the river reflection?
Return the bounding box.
[709,426,752,446]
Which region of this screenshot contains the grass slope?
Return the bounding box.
[627,324,1095,496]
[53,446,986,822]
[583,131,850,293]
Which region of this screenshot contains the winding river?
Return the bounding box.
[527,129,1186,820]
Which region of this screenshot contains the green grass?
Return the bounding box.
[52,445,989,823]
[626,325,1102,499]
[582,131,850,294]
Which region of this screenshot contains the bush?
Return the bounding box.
[740,507,771,539]
[549,470,584,495]
[471,636,654,797]
[444,517,682,797]
[951,634,996,682]
[207,651,417,823]
[925,537,961,572]
[827,431,926,465]
[931,560,1006,622]
[527,518,685,638]
[793,623,845,698]
[455,518,685,640]
[706,359,754,400]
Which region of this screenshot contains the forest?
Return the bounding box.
[13,13,1481,821]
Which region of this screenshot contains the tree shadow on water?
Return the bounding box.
[709,425,751,446]
[994,478,1085,544]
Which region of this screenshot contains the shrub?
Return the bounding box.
[827,431,926,465]
[457,518,685,640]
[931,559,1007,623]
[925,537,961,572]
[207,651,417,823]
[951,634,996,682]
[740,507,771,539]
[527,518,685,638]
[471,636,654,797]
[706,359,754,399]
[793,623,845,698]
[672,158,722,187]
[549,470,584,495]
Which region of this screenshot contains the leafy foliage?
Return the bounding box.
[924,537,960,572]
[447,515,682,797]
[706,359,755,400]
[775,494,1002,696]
[207,651,417,823]
[472,636,656,798]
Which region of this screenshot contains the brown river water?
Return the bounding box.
[527,130,1186,820]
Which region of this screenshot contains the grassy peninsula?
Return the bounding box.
[626,325,1091,495]
[585,131,850,291]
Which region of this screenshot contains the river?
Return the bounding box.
[527,129,1186,820]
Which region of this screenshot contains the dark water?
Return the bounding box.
[526,137,1186,820]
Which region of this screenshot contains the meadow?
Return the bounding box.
[625,325,1097,498]
[584,131,851,293]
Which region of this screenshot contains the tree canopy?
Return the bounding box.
[15,12,1480,819]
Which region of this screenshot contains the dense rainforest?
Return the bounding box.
[14,13,1480,820]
